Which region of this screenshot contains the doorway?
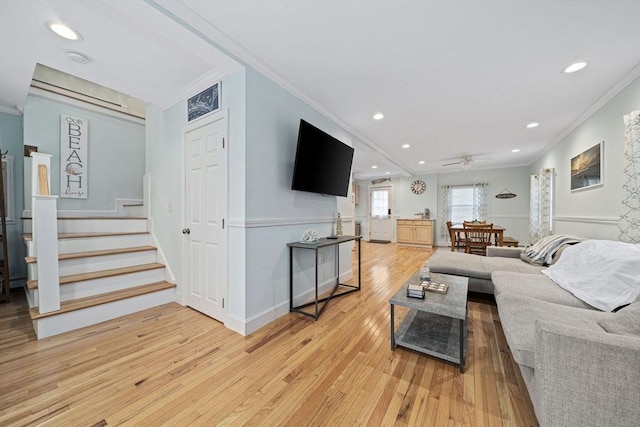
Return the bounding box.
[369,186,393,242]
[183,113,228,322]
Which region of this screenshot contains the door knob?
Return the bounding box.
[182,228,190,234]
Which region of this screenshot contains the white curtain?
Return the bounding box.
[440,185,452,239]
[529,168,554,244]
[619,110,640,243]
[472,182,489,221]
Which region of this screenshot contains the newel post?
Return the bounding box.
[33,196,60,313]
[30,152,60,313]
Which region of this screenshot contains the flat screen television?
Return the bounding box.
[291,119,354,197]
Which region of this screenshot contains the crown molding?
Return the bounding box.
[0,105,22,116]
[536,63,640,162]
[148,0,413,177]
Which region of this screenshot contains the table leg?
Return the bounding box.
[450,229,455,251]
[357,238,361,290]
[314,249,319,320]
[390,303,395,350]
[289,246,293,312]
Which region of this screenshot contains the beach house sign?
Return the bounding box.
[60,114,88,199]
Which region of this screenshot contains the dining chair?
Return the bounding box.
[463,223,494,256]
[447,220,466,251]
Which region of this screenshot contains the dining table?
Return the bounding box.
[449,223,505,251]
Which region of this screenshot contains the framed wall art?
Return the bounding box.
[571,141,603,192]
[61,113,88,199]
[187,82,220,122]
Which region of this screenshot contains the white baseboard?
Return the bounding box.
[230,270,356,336]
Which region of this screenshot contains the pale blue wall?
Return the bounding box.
[243,68,353,321]
[531,77,640,240]
[0,111,26,286]
[23,94,144,211]
[147,66,356,330]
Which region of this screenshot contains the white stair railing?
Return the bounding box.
[30,153,60,313]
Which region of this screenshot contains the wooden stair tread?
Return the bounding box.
[27,262,165,290]
[25,245,157,264]
[29,281,176,320]
[23,231,150,241]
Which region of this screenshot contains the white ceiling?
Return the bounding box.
[1,0,639,179]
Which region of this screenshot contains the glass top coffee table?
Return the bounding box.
[389,272,469,372]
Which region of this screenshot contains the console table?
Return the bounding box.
[288,235,361,320]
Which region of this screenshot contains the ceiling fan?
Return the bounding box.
[442,154,491,170]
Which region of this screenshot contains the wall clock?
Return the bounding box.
[411,179,426,194]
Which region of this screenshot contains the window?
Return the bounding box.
[450,186,475,223]
[440,183,489,238]
[370,187,390,217]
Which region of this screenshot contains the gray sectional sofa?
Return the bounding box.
[426,243,640,427]
[493,271,640,427]
[427,246,544,294]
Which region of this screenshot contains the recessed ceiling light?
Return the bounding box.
[525,122,540,128]
[511,149,521,153]
[418,160,425,164]
[373,113,384,120]
[47,22,83,41]
[564,62,587,73]
[371,165,378,169]
[385,171,390,175]
[402,144,410,148]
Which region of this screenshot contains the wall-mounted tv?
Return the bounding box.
[291,119,354,197]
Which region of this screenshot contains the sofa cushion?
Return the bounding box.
[496,294,607,368]
[492,271,595,309]
[428,251,543,280]
[598,302,640,338]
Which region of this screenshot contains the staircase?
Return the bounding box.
[23,216,176,339]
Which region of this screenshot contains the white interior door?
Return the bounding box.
[369,186,393,241]
[184,115,227,322]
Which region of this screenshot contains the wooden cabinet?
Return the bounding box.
[396,219,435,248]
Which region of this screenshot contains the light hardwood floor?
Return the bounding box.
[0,242,538,426]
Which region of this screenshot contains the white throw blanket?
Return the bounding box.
[542,240,640,312]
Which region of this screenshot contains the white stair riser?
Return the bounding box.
[23,218,148,234]
[122,205,144,217]
[32,269,166,303]
[33,289,175,339]
[28,250,157,280]
[26,234,152,257]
